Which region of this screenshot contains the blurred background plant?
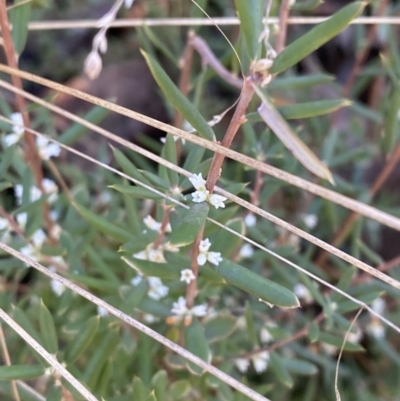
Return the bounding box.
[1,1,400,400]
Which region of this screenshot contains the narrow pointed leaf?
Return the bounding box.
[204,315,237,343]
[383,89,400,153]
[73,201,131,242]
[0,365,44,381]
[64,316,100,364]
[169,202,209,247]
[213,259,300,308]
[142,51,215,141]
[269,1,366,74]
[9,0,31,54]
[39,300,58,355]
[270,353,294,388]
[122,256,181,280]
[233,0,265,60]
[268,74,334,90]
[110,184,164,200]
[170,380,191,399]
[184,317,211,375]
[254,85,334,183]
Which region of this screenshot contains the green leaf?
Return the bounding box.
[253,86,334,183]
[308,321,320,343]
[245,301,257,346]
[162,134,179,186]
[213,218,244,259]
[119,281,149,314]
[319,333,364,352]
[270,1,366,74]
[39,300,58,355]
[233,0,265,60]
[68,274,119,293]
[132,376,149,399]
[0,365,44,381]
[279,99,351,120]
[170,380,191,399]
[58,105,109,146]
[184,317,211,375]
[142,51,215,141]
[213,259,300,308]
[282,358,318,375]
[152,370,168,401]
[73,201,131,243]
[64,316,100,364]
[169,203,209,247]
[270,353,293,388]
[120,230,159,254]
[204,315,237,343]
[112,146,152,186]
[122,256,181,280]
[46,384,62,401]
[291,0,323,11]
[110,184,164,200]
[383,88,400,154]
[268,74,334,90]
[9,0,31,55]
[11,306,42,345]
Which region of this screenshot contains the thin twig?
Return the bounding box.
[275,0,291,53]
[0,324,21,401]
[0,68,399,232]
[0,1,55,241]
[25,17,400,31]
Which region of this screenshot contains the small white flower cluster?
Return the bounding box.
[234,351,270,374]
[189,173,227,209]
[131,275,169,300]
[2,113,61,160]
[197,238,222,266]
[84,0,135,80]
[0,212,27,243]
[14,178,59,205]
[133,243,166,263]
[302,213,318,229]
[293,283,313,304]
[143,215,171,233]
[180,268,196,284]
[239,243,254,259]
[171,296,207,318]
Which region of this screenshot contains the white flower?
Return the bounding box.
[20,244,39,267]
[199,238,211,253]
[97,306,108,317]
[51,279,66,297]
[16,213,27,229]
[239,244,254,258]
[251,351,270,373]
[131,275,143,286]
[171,296,188,316]
[133,250,147,260]
[207,252,222,266]
[234,358,250,373]
[191,304,207,317]
[0,217,8,231]
[171,296,207,318]
[3,113,24,146]
[50,224,62,240]
[197,252,207,266]
[180,269,196,284]
[197,238,222,266]
[347,328,362,344]
[133,244,166,263]
[294,283,313,303]
[31,229,46,248]
[144,215,162,232]
[367,320,385,339]
[163,241,180,253]
[244,214,256,227]
[124,0,134,8]
[36,136,61,160]
[14,184,42,205]
[42,178,58,203]
[303,214,318,229]
[260,327,274,344]
[148,277,169,300]
[143,314,159,323]
[192,190,208,203]
[371,298,385,314]
[189,173,207,191]
[208,194,227,209]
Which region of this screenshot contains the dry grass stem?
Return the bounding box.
[0,242,272,401]
[1,115,399,334]
[0,309,100,401]
[26,17,400,31]
[0,68,398,233]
